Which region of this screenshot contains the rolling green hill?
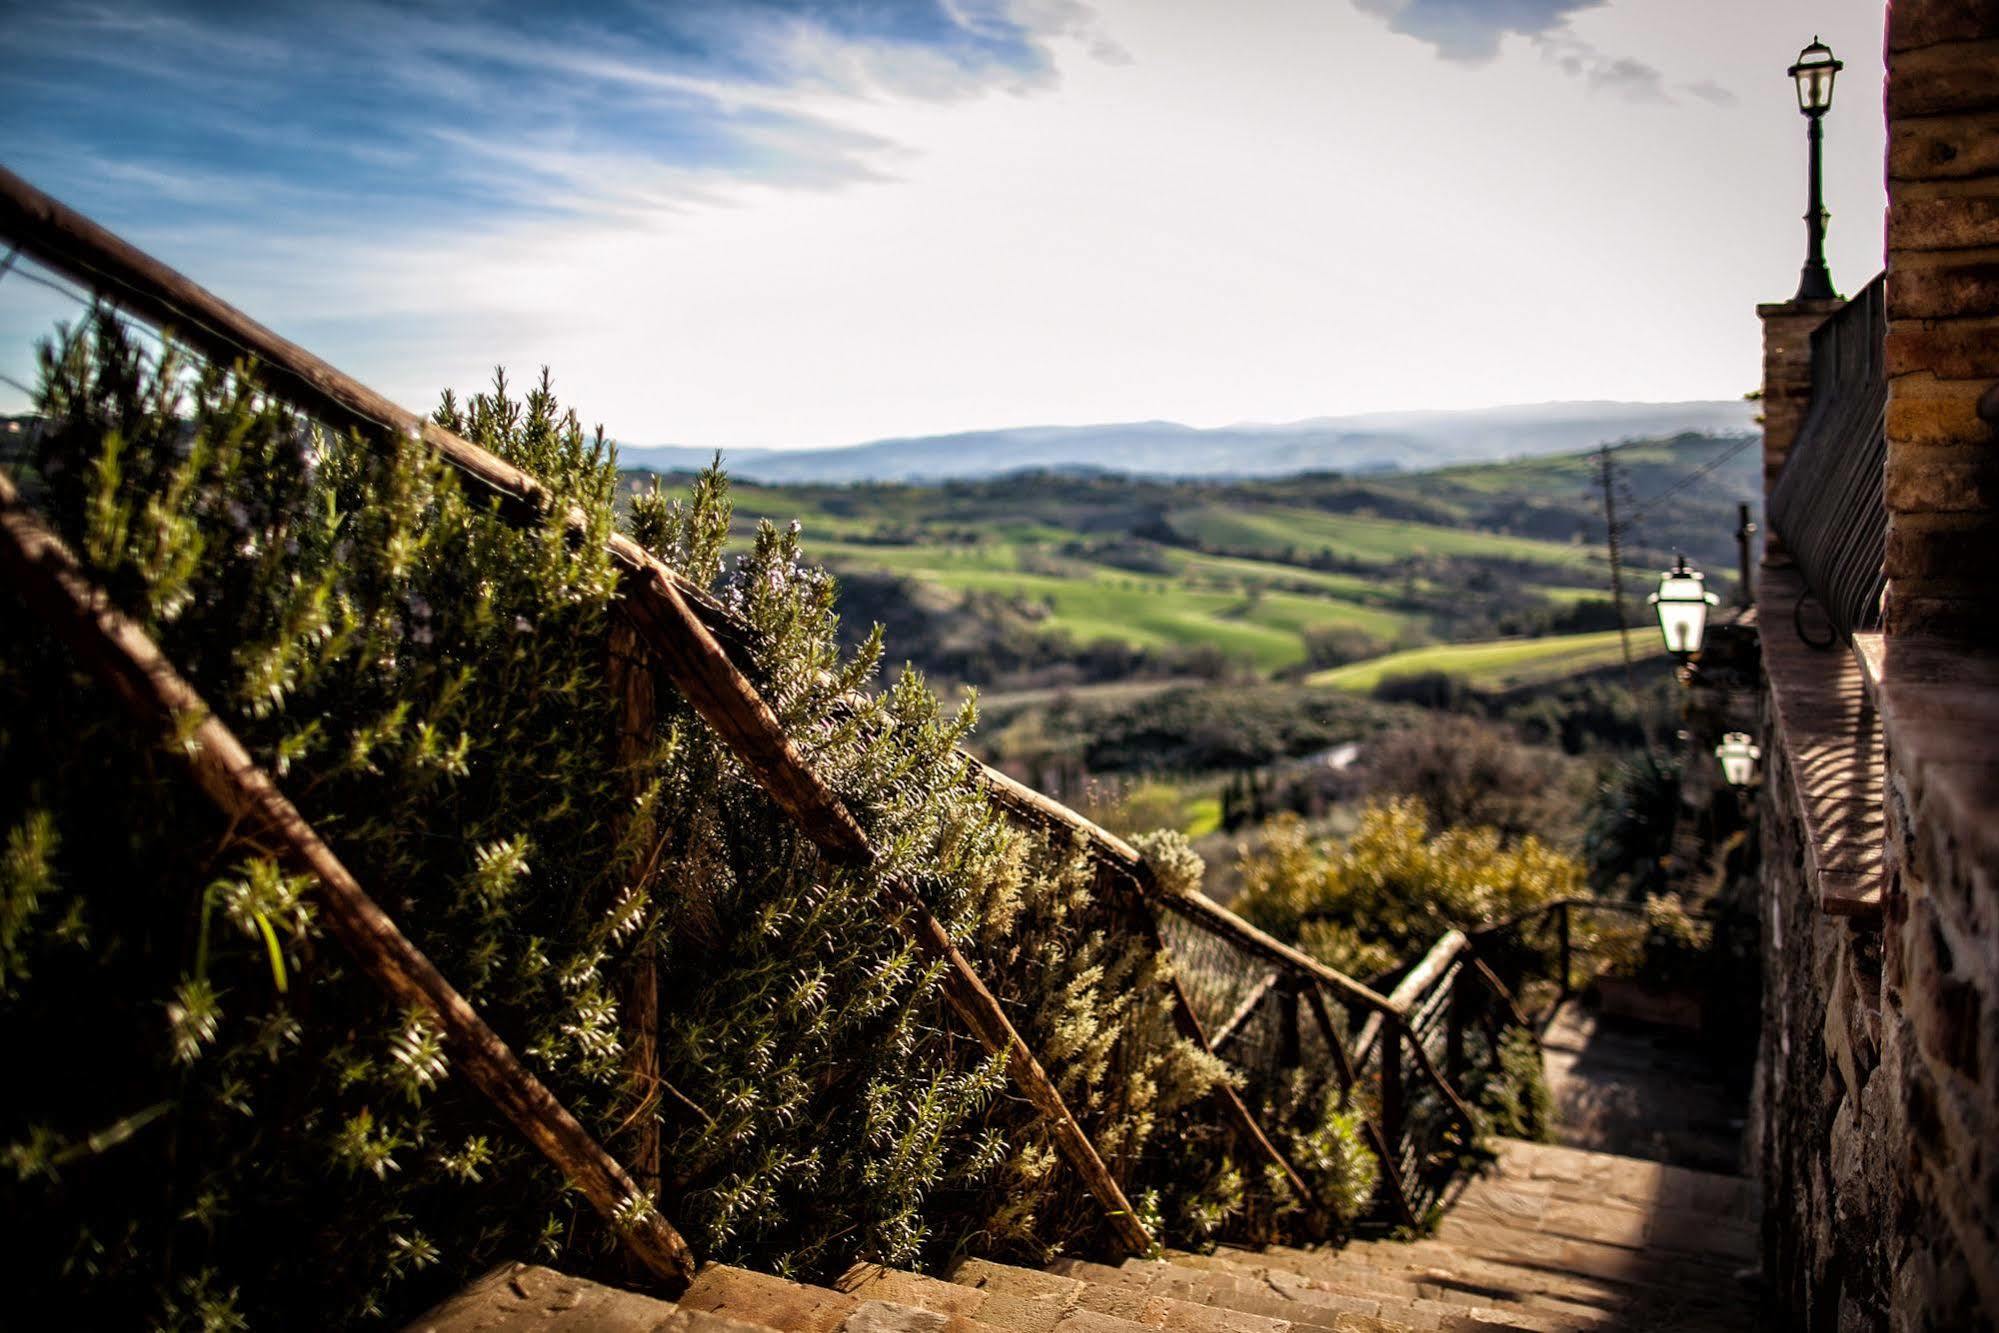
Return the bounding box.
[1305,629,1666,693]
[626,431,1751,688]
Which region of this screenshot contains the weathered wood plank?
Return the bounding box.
[0,474,697,1287]
[0,163,863,865]
[606,614,663,1224]
[1385,930,1469,1016]
[886,882,1153,1255]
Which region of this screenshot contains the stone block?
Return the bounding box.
[1890,0,1999,52]
[952,1260,1084,1306]
[1888,253,1999,319]
[1888,373,1997,445]
[680,1265,859,1333]
[403,1263,690,1333]
[1885,447,1999,513]
[1882,587,1993,638]
[1888,319,1999,379]
[1890,192,1999,251]
[1888,39,1999,118]
[1890,111,1999,180]
[845,1301,955,1333]
[841,1267,991,1320]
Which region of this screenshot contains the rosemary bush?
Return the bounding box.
[0,320,1291,1327]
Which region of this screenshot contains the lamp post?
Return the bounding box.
[1716,732,1763,788]
[1789,37,1842,301]
[1650,553,1720,658]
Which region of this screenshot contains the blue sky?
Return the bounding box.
[1,0,1889,448]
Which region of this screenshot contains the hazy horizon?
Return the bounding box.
[3,1,1886,448]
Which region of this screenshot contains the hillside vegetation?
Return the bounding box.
[626,432,1754,690]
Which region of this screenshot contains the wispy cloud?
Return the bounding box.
[0,0,1093,230]
[1348,0,1732,108]
[1349,0,1606,64]
[1532,28,1669,104]
[1682,79,1740,108]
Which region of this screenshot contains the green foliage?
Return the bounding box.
[1268,1073,1378,1226]
[1468,1028,1557,1144]
[1,318,1319,1325]
[1586,751,1684,897]
[1233,800,1581,977]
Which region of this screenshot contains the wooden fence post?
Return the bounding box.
[1557,902,1572,1002]
[1445,971,1465,1086]
[1380,1017,1405,1159]
[606,614,662,1220]
[1278,981,1301,1070]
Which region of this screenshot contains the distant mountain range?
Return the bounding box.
[619,400,1757,484]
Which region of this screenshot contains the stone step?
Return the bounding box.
[964,1250,1598,1333]
[1478,1140,1755,1222]
[404,1262,782,1333]
[684,1263,1004,1333]
[846,1259,1205,1333]
[917,1256,1406,1333]
[1213,1239,1756,1332]
[1114,1256,1608,1333]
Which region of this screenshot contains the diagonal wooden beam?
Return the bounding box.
[0,473,698,1288]
[0,165,1152,1256]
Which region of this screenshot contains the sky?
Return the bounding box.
[1,0,1889,450]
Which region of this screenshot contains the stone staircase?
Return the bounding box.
[409,1139,1762,1333]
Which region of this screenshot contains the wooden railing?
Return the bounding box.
[0,164,1538,1269]
[1468,896,1753,1018]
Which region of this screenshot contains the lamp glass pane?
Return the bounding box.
[1658,601,1708,655]
[1720,752,1754,786]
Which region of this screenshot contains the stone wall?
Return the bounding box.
[1881,0,1999,638]
[1756,299,1842,562]
[1755,11,1999,1328]
[1755,717,1896,1331]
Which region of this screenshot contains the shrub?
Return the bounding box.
[0,319,1282,1325]
[1469,1028,1557,1144]
[1232,801,1581,977]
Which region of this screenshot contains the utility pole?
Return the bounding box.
[1599,445,1655,759]
[1599,445,1639,699]
[1736,502,1758,607]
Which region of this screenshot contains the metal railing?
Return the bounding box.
[1769,273,1887,644]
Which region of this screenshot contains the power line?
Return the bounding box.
[1621,435,1760,525]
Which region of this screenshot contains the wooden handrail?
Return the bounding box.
[0,164,1153,1258]
[0,474,699,1287]
[1385,930,1468,1013]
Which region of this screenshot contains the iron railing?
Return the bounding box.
[1768,273,1887,643]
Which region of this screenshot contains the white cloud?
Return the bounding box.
[3,0,1890,452]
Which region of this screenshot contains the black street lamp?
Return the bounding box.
[1789,38,1842,301]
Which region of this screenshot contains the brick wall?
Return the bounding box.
[1754,10,1999,1329]
[1882,1,1999,637]
[1756,300,1842,562]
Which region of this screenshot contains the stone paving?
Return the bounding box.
[414,1135,1766,1332]
[1537,1002,1748,1175]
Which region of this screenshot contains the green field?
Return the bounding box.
[1305,629,1665,693]
[636,434,1755,685]
[808,539,1410,673]
[1164,504,1597,572]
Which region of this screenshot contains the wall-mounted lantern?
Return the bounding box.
[1716,732,1763,788]
[1650,553,1720,658]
